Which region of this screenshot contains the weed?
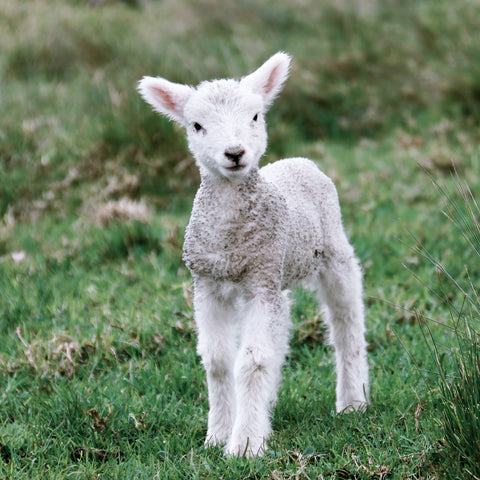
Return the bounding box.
[413,176,480,479]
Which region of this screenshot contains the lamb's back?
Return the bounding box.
[260,157,346,286]
[260,157,341,228]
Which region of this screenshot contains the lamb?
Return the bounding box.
[137,52,369,458]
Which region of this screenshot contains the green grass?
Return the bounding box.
[414,177,480,479]
[1,0,480,478]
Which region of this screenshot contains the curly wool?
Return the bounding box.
[183,157,350,287]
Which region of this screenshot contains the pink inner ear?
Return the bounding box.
[263,64,281,95]
[152,85,180,114]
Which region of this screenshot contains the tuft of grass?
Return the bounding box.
[437,321,480,479]
[412,175,480,478]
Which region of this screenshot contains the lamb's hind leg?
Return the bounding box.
[318,249,369,413]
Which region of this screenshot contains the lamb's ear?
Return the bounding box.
[241,52,291,107]
[137,76,193,125]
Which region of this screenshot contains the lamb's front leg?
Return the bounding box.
[226,294,291,457]
[194,284,238,447]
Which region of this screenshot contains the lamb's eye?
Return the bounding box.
[252,113,259,122]
[193,122,203,132]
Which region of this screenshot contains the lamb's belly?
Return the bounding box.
[281,230,325,288]
[281,252,320,288]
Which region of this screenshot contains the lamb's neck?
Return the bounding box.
[200,169,261,198]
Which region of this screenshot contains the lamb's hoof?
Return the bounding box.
[225,438,266,458]
[205,432,229,449]
[336,399,368,414]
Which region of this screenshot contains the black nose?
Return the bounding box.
[224,148,245,165]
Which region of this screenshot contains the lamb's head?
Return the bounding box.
[138,52,291,181]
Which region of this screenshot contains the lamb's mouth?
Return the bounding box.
[226,164,247,172]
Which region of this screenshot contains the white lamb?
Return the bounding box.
[138,52,369,457]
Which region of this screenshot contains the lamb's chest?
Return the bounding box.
[182,202,282,281]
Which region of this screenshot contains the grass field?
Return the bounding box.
[1,0,480,478]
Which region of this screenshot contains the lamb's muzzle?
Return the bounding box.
[224,147,246,168]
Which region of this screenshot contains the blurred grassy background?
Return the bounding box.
[2,0,480,221]
[1,1,480,478]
